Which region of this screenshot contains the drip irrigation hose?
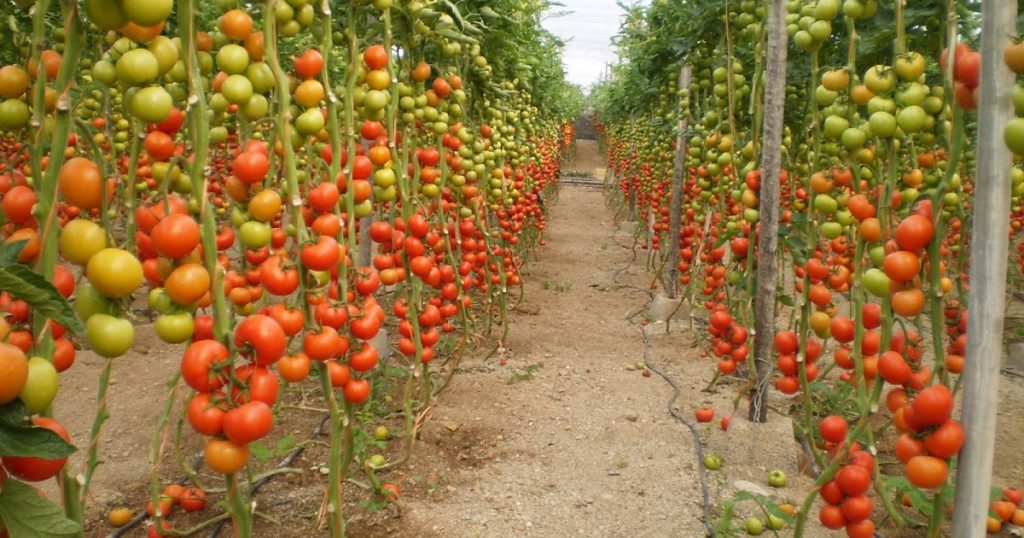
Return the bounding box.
[610,226,716,537]
[105,415,330,538]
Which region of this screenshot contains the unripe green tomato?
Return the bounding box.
[863,268,890,297]
[155,312,195,344]
[86,314,135,358]
[18,357,59,414]
[819,221,843,239]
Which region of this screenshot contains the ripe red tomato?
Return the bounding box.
[1,417,71,481]
[222,401,274,444]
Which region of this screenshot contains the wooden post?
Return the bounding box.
[951,0,1017,533]
[748,0,788,423]
[666,65,692,299]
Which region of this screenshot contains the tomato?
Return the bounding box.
[0,342,28,404]
[58,157,105,210]
[181,340,229,392]
[924,419,964,458]
[204,438,249,475]
[349,345,379,372]
[86,314,135,358]
[155,312,195,344]
[343,378,370,403]
[912,384,954,426]
[835,464,870,496]
[2,185,34,224]
[819,415,847,444]
[840,495,873,523]
[234,315,287,365]
[301,235,340,271]
[894,214,934,251]
[1005,117,1024,155]
[819,504,845,529]
[694,407,715,423]
[364,44,388,70]
[86,248,144,299]
[59,218,107,265]
[955,50,981,89]
[846,519,876,538]
[260,256,300,296]
[294,49,324,79]
[222,401,273,444]
[278,353,311,382]
[1,417,71,481]
[326,360,351,387]
[0,65,30,98]
[187,392,227,436]
[152,213,201,259]
[130,86,173,123]
[18,356,58,414]
[108,507,133,527]
[304,326,341,361]
[878,351,911,385]
[233,150,269,184]
[180,487,207,512]
[906,455,949,489]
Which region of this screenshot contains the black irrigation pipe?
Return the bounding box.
[609,228,716,538]
[106,415,330,538]
[206,415,331,538]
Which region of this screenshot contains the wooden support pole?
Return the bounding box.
[748,0,788,423]
[666,65,692,299]
[951,0,1017,533]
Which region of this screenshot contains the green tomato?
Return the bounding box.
[766,514,787,530]
[148,288,175,315]
[744,517,764,536]
[295,107,325,135]
[868,111,897,138]
[130,86,173,123]
[814,195,838,215]
[368,454,387,468]
[116,49,159,86]
[221,74,254,105]
[216,44,250,75]
[896,105,927,134]
[868,245,886,267]
[122,0,172,26]
[703,454,722,471]
[75,284,112,322]
[238,220,272,249]
[862,268,891,298]
[767,469,787,487]
[18,357,59,414]
[373,426,390,441]
[819,221,843,239]
[86,314,135,358]
[84,0,127,31]
[0,99,29,130]
[1004,117,1024,155]
[155,312,195,344]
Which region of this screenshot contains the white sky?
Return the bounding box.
[542,0,650,90]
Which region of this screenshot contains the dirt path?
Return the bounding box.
[389,140,710,537]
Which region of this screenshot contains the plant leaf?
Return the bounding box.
[0,264,84,335]
[0,401,76,459]
[0,240,27,267]
[0,479,82,538]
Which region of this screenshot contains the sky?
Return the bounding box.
[541,0,649,91]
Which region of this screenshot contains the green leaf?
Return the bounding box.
[249,442,272,464]
[0,479,82,538]
[0,240,27,267]
[0,401,76,459]
[0,264,84,335]
[435,28,477,45]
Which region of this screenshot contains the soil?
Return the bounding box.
[46,139,1024,537]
